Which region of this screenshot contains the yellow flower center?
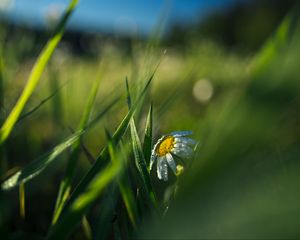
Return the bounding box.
[156,136,175,156]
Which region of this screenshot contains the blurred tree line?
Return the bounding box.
[166,0,298,52]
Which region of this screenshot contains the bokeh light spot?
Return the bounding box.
[193,78,214,103]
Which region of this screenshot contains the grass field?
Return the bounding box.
[1,1,300,239]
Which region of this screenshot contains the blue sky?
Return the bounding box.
[0,0,243,36]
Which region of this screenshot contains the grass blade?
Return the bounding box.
[0,0,79,145]
[1,99,116,191]
[143,104,153,169]
[130,118,156,207]
[52,72,102,224]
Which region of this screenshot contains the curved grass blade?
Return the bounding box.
[0,0,79,145]
[130,118,156,207]
[1,99,117,191]
[52,73,102,224]
[125,77,154,194]
[143,104,153,169]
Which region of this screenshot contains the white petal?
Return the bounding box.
[174,142,188,149]
[166,153,176,174]
[172,145,193,159]
[162,159,168,181]
[175,137,197,146]
[149,149,157,170]
[157,156,168,181]
[170,131,193,137]
[157,156,164,180]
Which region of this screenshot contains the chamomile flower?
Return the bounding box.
[150,131,197,181]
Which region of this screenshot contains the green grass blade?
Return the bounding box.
[1,100,116,191]
[129,118,156,207]
[46,149,122,239]
[0,0,79,145]
[60,74,154,211]
[52,72,102,224]
[125,77,154,196]
[143,104,153,169]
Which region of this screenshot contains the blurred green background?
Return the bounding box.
[1,0,300,239]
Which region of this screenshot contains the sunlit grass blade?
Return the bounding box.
[0,0,79,145]
[52,72,102,224]
[143,104,153,169]
[46,143,123,240]
[60,74,154,211]
[130,118,156,207]
[1,99,116,191]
